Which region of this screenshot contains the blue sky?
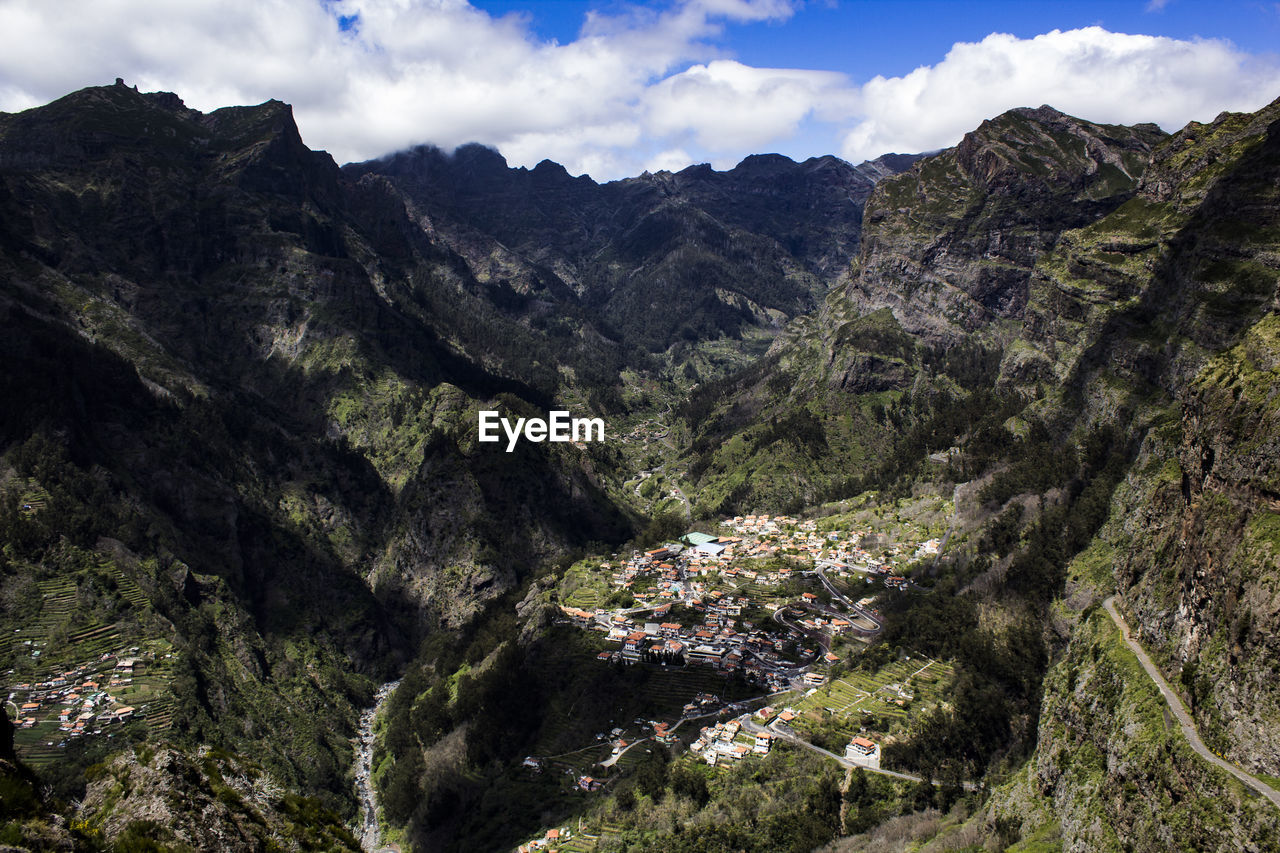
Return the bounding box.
[477,1,1280,77]
[1,0,1278,179]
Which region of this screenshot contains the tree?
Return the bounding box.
[635,745,670,801]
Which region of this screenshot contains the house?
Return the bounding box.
[561,606,594,623]
[754,732,774,754]
[846,737,876,758]
[687,644,724,666]
[803,672,827,686]
[622,631,648,660]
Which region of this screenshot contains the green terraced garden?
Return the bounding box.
[791,658,956,727]
[16,480,51,515]
[558,834,598,853]
[560,560,613,610]
[547,743,613,774]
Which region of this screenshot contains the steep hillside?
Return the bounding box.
[0,80,637,822]
[5,79,1280,853]
[675,97,1280,851]
[682,107,1166,514]
[0,80,914,840]
[829,99,1280,852]
[346,144,916,365]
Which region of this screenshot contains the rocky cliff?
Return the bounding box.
[346,143,917,361]
[683,97,1280,850]
[681,106,1166,514]
[0,80,915,835]
[895,100,1280,851]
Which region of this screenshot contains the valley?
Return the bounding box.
[1,80,1279,853]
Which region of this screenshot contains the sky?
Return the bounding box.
[1,0,1279,180]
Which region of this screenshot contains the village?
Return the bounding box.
[514,510,955,851]
[4,638,176,766]
[558,512,942,695]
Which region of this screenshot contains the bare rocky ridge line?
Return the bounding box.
[355,680,401,852]
[1103,597,1280,811]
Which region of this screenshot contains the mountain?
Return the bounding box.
[345,143,918,371]
[0,80,912,847]
[4,77,1280,853]
[971,96,1280,852]
[0,80,638,836]
[681,106,1166,515]
[700,99,1280,851]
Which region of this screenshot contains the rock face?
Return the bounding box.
[80,745,360,851]
[682,106,1166,514]
[0,81,915,834]
[955,100,1280,850]
[984,604,1279,853]
[0,81,917,632]
[1020,98,1280,777]
[345,146,918,353]
[839,107,1162,345]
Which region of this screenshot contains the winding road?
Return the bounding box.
[737,716,977,791]
[1103,597,1280,811]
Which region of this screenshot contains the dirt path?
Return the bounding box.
[1103,597,1280,810]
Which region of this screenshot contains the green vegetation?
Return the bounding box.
[784,657,955,740]
[3,81,1280,853]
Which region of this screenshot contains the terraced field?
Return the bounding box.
[561,561,612,610]
[790,657,955,728]
[638,666,755,715]
[11,722,68,769]
[557,834,598,853]
[17,480,50,515]
[544,742,614,774]
[6,637,177,766]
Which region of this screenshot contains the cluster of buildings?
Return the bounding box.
[6,651,144,738]
[562,595,796,693]
[558,514,928,692]
[688,718,774,766]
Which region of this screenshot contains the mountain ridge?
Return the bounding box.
[3,80,1280,852]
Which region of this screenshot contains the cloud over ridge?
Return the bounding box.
[1,1,1277,179]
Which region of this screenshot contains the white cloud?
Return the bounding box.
[0,0,811,177]
[841,27,1280,162]
[1,5,1278,181]
[645,60,856,151]
[646,148,696,173]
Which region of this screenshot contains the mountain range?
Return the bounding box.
[1,79,1278,852]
